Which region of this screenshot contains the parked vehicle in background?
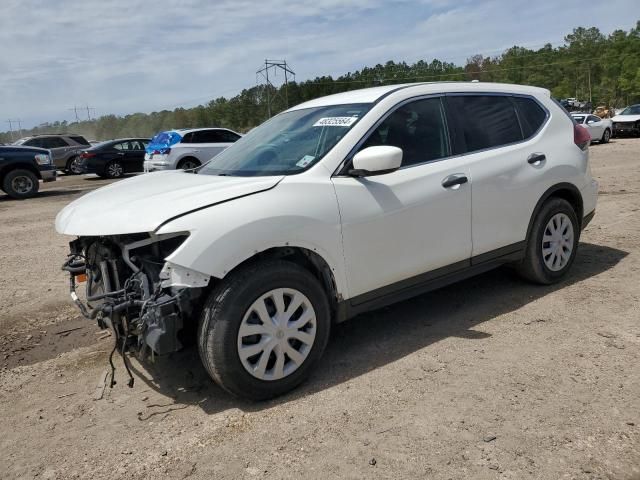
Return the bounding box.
[144,128,242,172]
[571,113,612,143]
[0,145,56,198]
[77,138,150,178]
[13,134,90,174]
[611,104,640,137]
[57,82,598,400]
[593,105,613,118]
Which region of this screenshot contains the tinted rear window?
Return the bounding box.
[188,130,224,143]
[513,97,547,138]
[69,135,89,145]
[448,95,522,153]
[40,137,69,148]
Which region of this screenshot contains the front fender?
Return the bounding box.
[156,179,348,297]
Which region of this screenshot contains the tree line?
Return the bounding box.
[2,21,638,144]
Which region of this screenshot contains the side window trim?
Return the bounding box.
[335,94,452,176]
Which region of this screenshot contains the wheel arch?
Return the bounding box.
[213,246,342,321]
[177,156,201,169]
[0,163,42,185]
[525,183,584,243]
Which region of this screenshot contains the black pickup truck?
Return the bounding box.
[0,145,57,199]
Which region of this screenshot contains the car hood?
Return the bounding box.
[55,171,284,236]
[612,114,640,123]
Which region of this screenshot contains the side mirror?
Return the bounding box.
[349,146,402,177]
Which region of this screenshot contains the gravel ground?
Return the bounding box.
[0,140,639,479]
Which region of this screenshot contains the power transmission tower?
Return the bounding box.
[69,106,81,123]
[6,120,14,141]
[5,119,22,140]
[85,104,96,121]
[256,59,295,118]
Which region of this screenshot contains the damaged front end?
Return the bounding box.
[62,232,209,387]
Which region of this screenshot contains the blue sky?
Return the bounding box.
[1,0,638,129]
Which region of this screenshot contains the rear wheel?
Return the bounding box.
[104,161,124,178]
[601,129,611,144]
[3,169,39,199]
[177,157,200,170]
[66,156,82,174]
[516,198,579,284]
[198,260,331,400]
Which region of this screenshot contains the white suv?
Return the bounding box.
[143,127,242,172]
[56,82,598,400]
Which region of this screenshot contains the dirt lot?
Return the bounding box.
[1,140,639,479]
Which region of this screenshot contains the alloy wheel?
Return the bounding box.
[181,160,198,170]
[542,213,574,271]
[107,162,124,178]
[237,288,317,381]
[69,157,83,174]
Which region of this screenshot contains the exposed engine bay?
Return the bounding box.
[61,232,209,387]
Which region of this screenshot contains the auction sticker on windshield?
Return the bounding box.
[313,117,358,127]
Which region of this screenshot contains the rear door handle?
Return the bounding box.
[442,173,468,189]
[527,153,546,165]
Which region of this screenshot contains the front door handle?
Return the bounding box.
[527,153,546,165]
[442,173,468,189]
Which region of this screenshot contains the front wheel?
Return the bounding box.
[601,129,611,144]
[3,169,39,199]
[516,198,579,284]
[198,260,331,400]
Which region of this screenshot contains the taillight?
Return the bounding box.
[574,124,591,151]
[81,152,96,159]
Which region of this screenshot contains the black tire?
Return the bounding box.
[600,129,611,144]
[516,197,579,284]
[104,160,124,178]
[65,156,82,175]
[177,157,201,170]
[2,169,39,199]
[198,260,331,400]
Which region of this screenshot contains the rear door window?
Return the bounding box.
[220,130,241,142]
[447,95,522,153]
[513,97,548,138]
[113,142,131,151]
[191,130,224,143]
[40,137,70,148]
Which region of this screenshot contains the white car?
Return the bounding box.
[611,104,640,137]
[56,82,598,400]
[143,127,242,172]
[571,113,612,143]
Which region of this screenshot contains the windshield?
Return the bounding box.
[13,138,28,145]
[572,115,585,124]
[620,105,640,115]
[200,103,371,176]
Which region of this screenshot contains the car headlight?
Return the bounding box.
[34,153,52,165]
